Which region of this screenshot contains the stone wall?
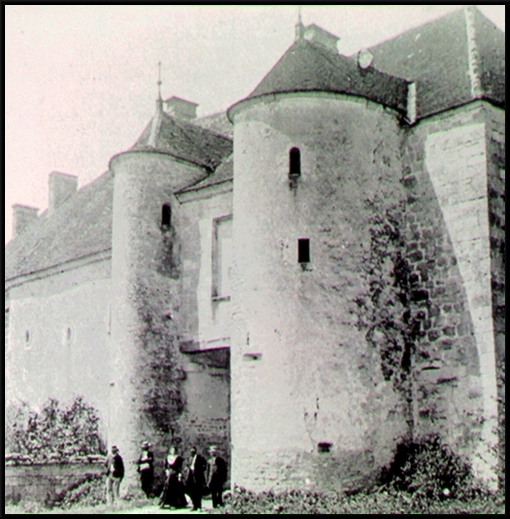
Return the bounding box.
[5,257,111,434]
[5,461,104,505]
[177,184,233,351]
[231,93,408,492]
[177,184,233,474]
[402,101,499,489]
[484,104,505,485]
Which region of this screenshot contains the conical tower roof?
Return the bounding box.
[229,30,409,120]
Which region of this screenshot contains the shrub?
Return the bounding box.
[379,433,476,501]
[5,396,106,462]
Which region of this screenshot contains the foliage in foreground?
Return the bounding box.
[5,396,106,462]
[216,486,504,515]
[379,433,476,500]
[216,434,503,514]
[6,477,154,514]
[53,473,106,509]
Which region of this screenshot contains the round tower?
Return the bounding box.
[228,29,410,492]
[107,103,211,490]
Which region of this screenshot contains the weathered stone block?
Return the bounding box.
[429,305,440,318]
[428,329,440,342]
[402,175,416,189]
[442,326,456,337]
[408,250,423,263]
[438,337,454,350]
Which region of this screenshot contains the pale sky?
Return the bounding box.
[5,5,505,244]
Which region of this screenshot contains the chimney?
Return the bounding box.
[406,82,417,125]
[303,24,340,54]
[12,204,39,237]
[163,96,198,120]
[48,171,78,213]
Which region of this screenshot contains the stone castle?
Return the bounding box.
[5,7,505,492]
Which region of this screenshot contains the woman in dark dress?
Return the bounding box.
[159,445,188,509]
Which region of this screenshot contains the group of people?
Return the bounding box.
[104,441,227,510]
[157,444,227,510]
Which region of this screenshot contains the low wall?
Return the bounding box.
[5,460,105,505]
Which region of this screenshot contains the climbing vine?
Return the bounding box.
[137,309,186,436]
[353,198,426,430]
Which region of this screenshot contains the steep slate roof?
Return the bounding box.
[6,10,503,281]
[368,7,505,118]
[6,113,233,280]
[176,155,233,194]
[132,110,233,171]
[195,111,233,139]
[5,170,113,282]
[231,36,409,116]
[473,8,505,105]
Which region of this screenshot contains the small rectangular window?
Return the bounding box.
[212,216,233,300]
[298,238,310,263]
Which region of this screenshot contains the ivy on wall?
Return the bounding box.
[353,198,429,431]
[135,281,186,439]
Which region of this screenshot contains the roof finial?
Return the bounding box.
[295,6,304,40]
[157,61,162,101]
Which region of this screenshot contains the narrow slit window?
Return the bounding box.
[289,147,301,176]
[298,238,310,263]
[162,203,171,227]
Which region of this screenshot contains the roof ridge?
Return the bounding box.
[6,169,113,281]
[176,154,234,195]
[163,113,215,165]
[163,111,232,142]
[308,39,407,84]
[191,114,233,140]
[463,6,483,99]
[367,6,468,54]
[163,113,233,172]
[246,40,299,98]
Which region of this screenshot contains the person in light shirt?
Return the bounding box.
[136,441,154,498]
[105,445,124,505]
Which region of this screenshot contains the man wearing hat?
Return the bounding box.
[105,445,125,505]
[206,445,227,508]
[136,441,155,498]
[185,446,207,511]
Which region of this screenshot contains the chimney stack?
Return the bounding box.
[12,204,39,237]
[48,171,78,213]
[406,82,417,125]
[163,96,198,120]
[303,24,340,54]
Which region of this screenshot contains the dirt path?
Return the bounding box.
[6,498,217,515]
[112,501,215,514]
